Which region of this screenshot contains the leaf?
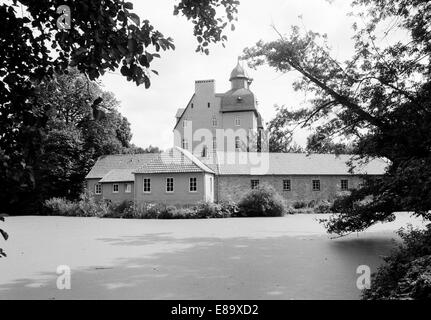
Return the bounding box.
[0,229,8,241]
[128,13,140,26]
[124,2,133,9]
[151,70,158,75]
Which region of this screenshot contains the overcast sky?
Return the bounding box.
[100,0,357,150]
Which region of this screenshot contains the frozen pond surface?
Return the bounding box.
[0,213,426,299]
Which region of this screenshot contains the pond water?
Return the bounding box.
[0,213,425,299]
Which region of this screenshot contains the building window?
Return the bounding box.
[166,177,174,193]
[283,179,291,191]
[143,178,151,193]
[312,179,320,191]
[212,137,217,152]
[189,177,197,192]
[191,103,194,108]
[208,102,211,108]
[201,145,207,158]
[95,184,102,195]
[125,183,132,193]
[182,139,188,150]
[341,179,349,191]
[235,136,241,151]
[251,179,260,189]
[113,184,119,193]
[235,117,241,126]
[212,116,217,127]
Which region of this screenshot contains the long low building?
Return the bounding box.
[85,147,386,206]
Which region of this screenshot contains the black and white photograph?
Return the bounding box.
[0,0,430,307]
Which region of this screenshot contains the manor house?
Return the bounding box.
[85,60,386,206]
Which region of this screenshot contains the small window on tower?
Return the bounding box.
[191,103,194,108]
[208,102,210,108]
[212,137,217,152]
[235,136,241,151]
[182,139,188,150]
[201,146,208,158]
[237,96,242,102]
[212,116,217,127]
[235,117,241,126]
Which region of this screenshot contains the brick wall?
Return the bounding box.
[217,175,364,204]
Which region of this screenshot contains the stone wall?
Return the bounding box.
[217,175,364,204]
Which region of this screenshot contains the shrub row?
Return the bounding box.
[44,184,335,219]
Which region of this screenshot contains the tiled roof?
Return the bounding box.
[134,147,215,174]
[212,152,387,176]
[99,169,134,183]
[220,88,257,113]
[85,153,159,179]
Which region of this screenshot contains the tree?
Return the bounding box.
[0,216,7,258]
[267,105,305,153]
[243,0,431,235]
[306,131,355,154]
[2,69,138,214]
[0,0,238,255]
[0,0,237,208]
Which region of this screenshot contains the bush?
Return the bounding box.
[292,200,307,209]
[236,184,286,217]
[219,200,239,217]
[44,197,80,216]
[363,224,431,300]
[314,200,333,213]
[77,190,105,217]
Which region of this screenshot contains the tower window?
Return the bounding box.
[208,102,210,108]
[235,136,241,151]
[182,139,188,150]
[201,145,208,158]
[212,116,217,127]
[191,103,194,108]
[212,137,217,152]
[235,117,241,126]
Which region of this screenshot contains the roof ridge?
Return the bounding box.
[174,147,215,174]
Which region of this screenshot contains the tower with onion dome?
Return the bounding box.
[173,59,265,157]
